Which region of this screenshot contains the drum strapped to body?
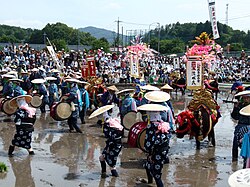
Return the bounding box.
[122,111,137,130]
[50,102,72,121]
[127,122,148,152]
[59,93,70,102]
[1,98,17,115]
[30,94,42,108]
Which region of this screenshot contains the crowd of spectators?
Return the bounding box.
[0,43,249,84]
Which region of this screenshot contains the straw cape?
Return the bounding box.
[116,89,134,95]
[137,103,168,111]
[144,91,170,102]
[240,104,250,116]
[235,90,250,97]
[9,95,33,108]
[31,79,46,84]
[161,84,173,90]
[89,105,115,119]
[107,85,119,92]
[141,84,160,91]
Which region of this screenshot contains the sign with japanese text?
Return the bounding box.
[186,56,203,90]
[81,61,89,79]
[208,1,220,39]
[87,56,96,77]
[130,54,139,78]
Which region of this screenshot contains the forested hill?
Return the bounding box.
[0,21,249,54]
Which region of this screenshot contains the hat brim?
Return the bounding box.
[144,91,170,102]
[141,85,160,91]
[65,78,79,83]
[9,78,24,82]
[239,104,250,116]
[235,91,250,97]
[116,89,134,95]
[31,79,46,84]
[107,86,119,92]
[89,105,114,119]
[137,104,168,111]
[9,95,33,108]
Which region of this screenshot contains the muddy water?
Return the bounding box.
[0,91,242,187]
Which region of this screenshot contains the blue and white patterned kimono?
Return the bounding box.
[102,116,123,168]
[144,112,170,180]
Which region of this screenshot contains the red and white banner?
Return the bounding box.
[81,62,89,79]
[87,56,96,77]
[130,54,140,78]
[186,56,203,90]
[208,1,220,39]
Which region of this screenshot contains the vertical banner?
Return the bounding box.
[87,56,96,77]
[130,54,140,78]
[186,56,203,90]
[208,1,220,39]
[47,46,60,69]
[81,61,89,79]
[173,57,180,69]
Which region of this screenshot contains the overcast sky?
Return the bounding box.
[1,0,250,33]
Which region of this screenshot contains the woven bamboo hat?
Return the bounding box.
[137,103,168,111]
[31,79,46,84]
[1,74,16,79]
[144,91,170,102]
[116,89,134,95]
[235,90,250,97]
[239,104,250,116]
[9,95,33,107]
[161,84,173,90]
[9,78,24,82]
[228,168,250,187]
[107,85,119,92]
[141,84,160,91]
[89,105,114,119]
[45,77,57,81]
[65,78,79,83]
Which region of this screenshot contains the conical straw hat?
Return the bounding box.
[65,78,79,83]
[140,84,160,91]
[144,91,170,102]
[239,104,250,116]
[235,90,250,97]
[9,95,33,108]
[161,84,173,90]
[9,78,24,82]
[31,79,46,84]
[116,89,134,95]
[107,85,119,92]
[228,169,250,187]
[89,105,114,119]
[45,77,57,81]
[137,104,168,111]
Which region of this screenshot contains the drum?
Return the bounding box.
[30,94,42,108]
[0,98,6,112]
[127,122,148,152]
[122,111,137,130]
[1,98,17,115]
[50,102,72,121]
[59,93,70,102]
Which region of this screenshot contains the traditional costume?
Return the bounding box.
[89,105,123,178]
[137,104,171,187]
[8,95,36,156]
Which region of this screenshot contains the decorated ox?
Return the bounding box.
[175,89,221,149]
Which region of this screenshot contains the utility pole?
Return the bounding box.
[122,26,124,49]
[115,17,122,53]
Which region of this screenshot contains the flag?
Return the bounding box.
[208,1,220,39]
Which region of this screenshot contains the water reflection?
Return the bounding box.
[173,148,218,186]
[50,133,87,179]
[9,156,35,187]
